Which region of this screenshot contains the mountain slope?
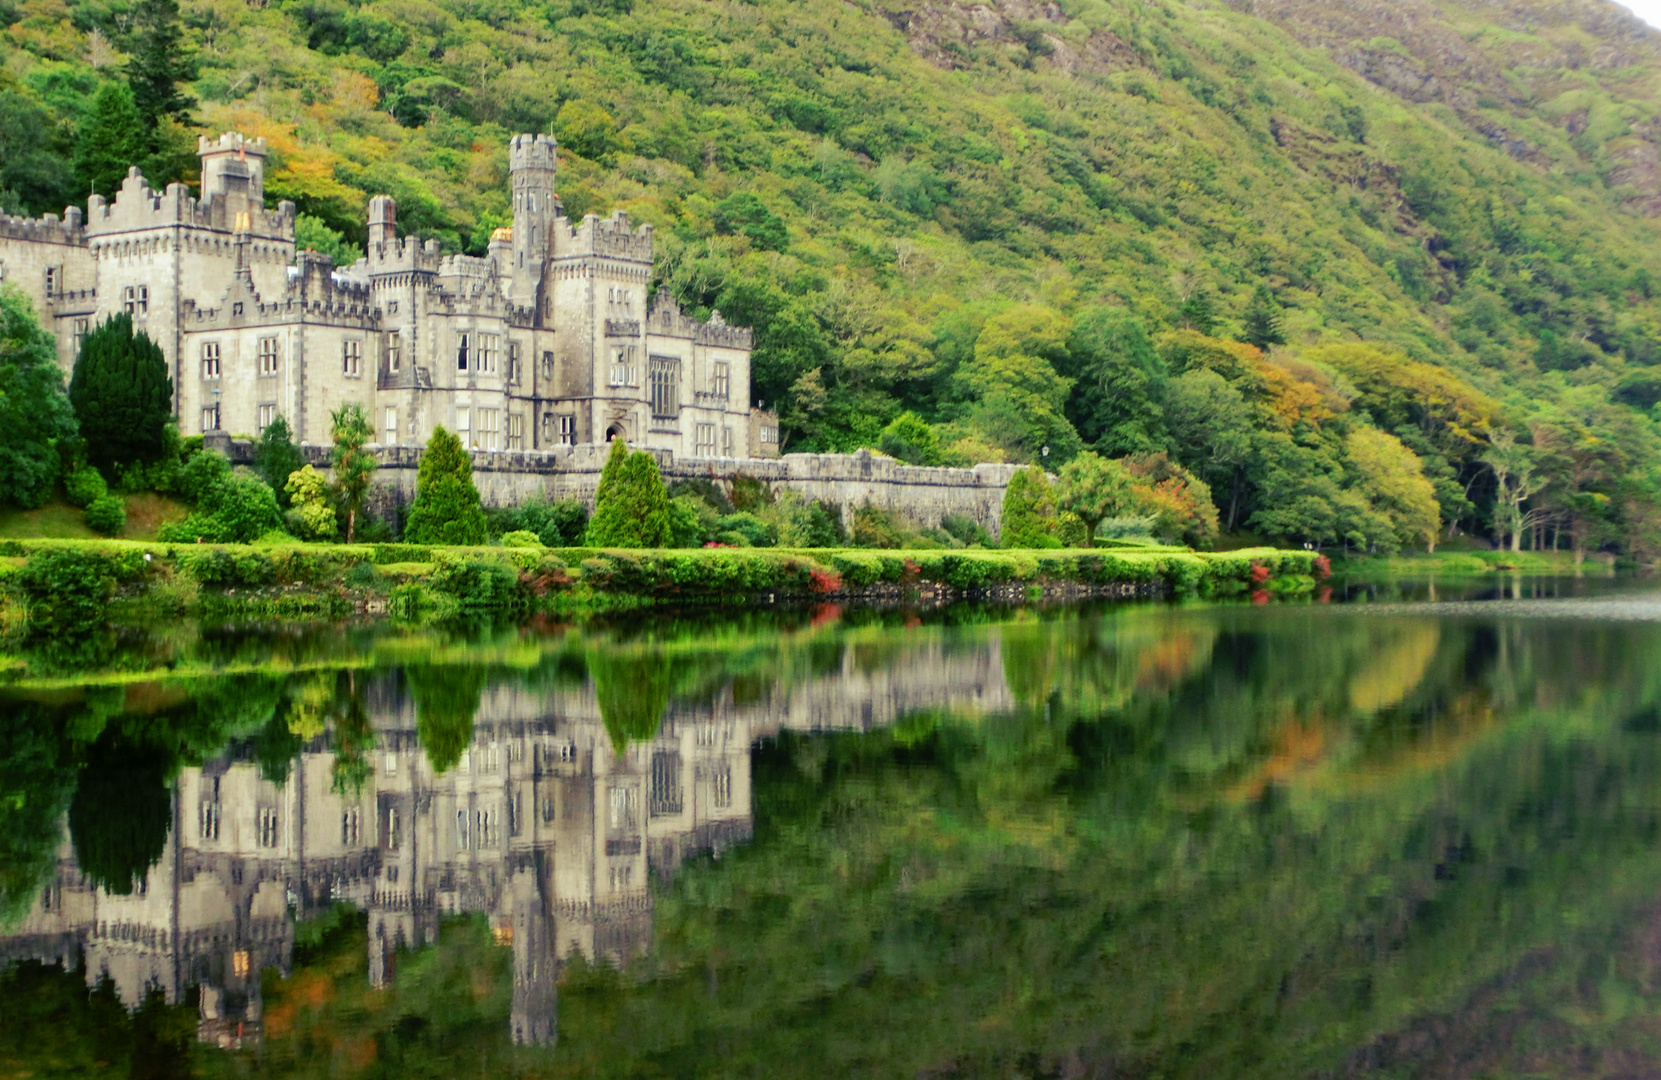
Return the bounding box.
[3,0,1661,551]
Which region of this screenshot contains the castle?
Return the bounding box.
[0,132,775,459]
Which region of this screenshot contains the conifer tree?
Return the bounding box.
[1000,465,1060,548]
[69,313,172,473]
[126,0,195,138]
[330,403,376,543]
[403,426,487,545]
[254,413,304,509]
[74,83,145,198]
[586,439,672,547]
[0,287,77,509]
[1242,285,1286,350]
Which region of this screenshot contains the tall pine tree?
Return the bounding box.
[127,0,195,140]
[586,439,672,547]
[1242,285,1286,350]
[403,426,487,545]
[74,84,145,198]
[68,313,172,474]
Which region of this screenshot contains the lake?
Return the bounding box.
[3,577,1660,1078]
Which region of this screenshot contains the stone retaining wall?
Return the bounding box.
[259,438,1024,537]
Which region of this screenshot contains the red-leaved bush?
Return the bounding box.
[1313,555,1332,580]
[809,566,843,594]
[1249,561,1271,585]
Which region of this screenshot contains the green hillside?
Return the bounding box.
[3,0,1661,555]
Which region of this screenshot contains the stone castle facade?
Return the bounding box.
[0,132,776,460]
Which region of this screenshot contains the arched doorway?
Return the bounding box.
[605,424,625,442]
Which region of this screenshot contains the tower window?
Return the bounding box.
[386,331,400,373]
[457,332,470,371]
[713,361,730,399]
[258,336,280,375]
[558,415,575,446]
[384,406,398,445]
[343,339,362,377]
[201,341,221,379]
[72,319,88,356]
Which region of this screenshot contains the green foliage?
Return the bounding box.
[408,664,487,773]
[69,313,172,474]
[716,511,776,548]
[1057,451,1132,546]
[1001,466,1060,548]
[255,413,305,508]
[498,529,543,548]
[63,464,107,509]
[713,192,788,252]
[82,494,125,535]
[67,733,170,896]
[175,449,231,505]
[486,498,588,547]
[430,558,528,617]
[158,470,284,543]
[126,0,194,138]
[877,411,941,466]
[589,648,672,750]
[0,288,76,510]
[284,464,337,541]
[294,213,363,265]
[1241,285,1285,350]
[16,549,114,632]
[587,440,671,548]
[404,426,487,545]
[74,83,144,198]
[329,403,375,543]
[668,495,719,548]
[852,504,906,549]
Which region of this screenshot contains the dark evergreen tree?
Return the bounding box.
[67,732,171,896]
[403,426,487,544]
[1242,285,1286,350]
[1066,307,1170,456]
[126,0,195,139]
[254,413,304,509]
[586,439,672,547]
[69,313,173,473]
[1177,290,1217,335]
[409,664,488,773]
[0,288,78,509]
[74,84,145,198]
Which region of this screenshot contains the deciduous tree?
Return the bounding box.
[330,403,376,543]
[0,288,77,509]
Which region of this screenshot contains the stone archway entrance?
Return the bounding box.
[605,424,625,442]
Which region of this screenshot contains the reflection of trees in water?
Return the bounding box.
[589,649,673,750]
[0,703,78,922]
[407,665,489,773]
[68,732,171,896]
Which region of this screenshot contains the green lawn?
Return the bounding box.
[0,494,188,541]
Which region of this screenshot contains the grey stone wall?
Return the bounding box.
[288,442,1024,537]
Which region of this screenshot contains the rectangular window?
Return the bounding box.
[456,407,471,443]
[609,348,634,388]
[541,351,553,380]
[476,408,499,451]
[695,423,716,456]
[713,361,730,399]
[507,413,524,450]
[258,404,275,430]
[558,415,575,446]
[123,286,148,316]
[258,807,279,848]
[341,808,361,846]
[72,319,88,356]
[456,810,470,848]
[721,426,734,457]
[201,405,220,433]
[343,339,362,377]
[139,286,148,314]
[44,266,56,294]
[649,355,680,419]
[457,332,470,371]
[386,331,400,373]
[384,406,398,445]
[608,786,638,830]
[258,336,279,376]
[478,334,498,374]
[201,341,220,379]
[386,807,401,850]
[507,341,520,384]
[714,768,732,809]
[199,800,220,841]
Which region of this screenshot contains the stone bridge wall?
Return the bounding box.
[267,439,1025,537]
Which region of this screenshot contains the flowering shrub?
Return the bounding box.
[809,566,842,594]
[1249,561,1271,585]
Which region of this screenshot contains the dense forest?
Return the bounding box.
[4,0,1661,555]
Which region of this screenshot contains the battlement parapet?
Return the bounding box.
[509,133,557,173]
[366,233,443,276]
[84,171,294,240]
[0,208,84,245]
[552,210,653,261]
[646,287,754,348]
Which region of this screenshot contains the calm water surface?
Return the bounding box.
[4,578,1661,1078]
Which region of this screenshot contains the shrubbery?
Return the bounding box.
[586,440,672,547]
[83,495,126,535]
[404,426,487,545]
[64,466,107,508]
[16,549,118,632]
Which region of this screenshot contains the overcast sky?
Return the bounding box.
[1616,0,1661,28]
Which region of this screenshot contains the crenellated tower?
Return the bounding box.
[509,133,558,307]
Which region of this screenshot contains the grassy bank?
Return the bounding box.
[1333,549,1619,577]
[0,537,1321,628]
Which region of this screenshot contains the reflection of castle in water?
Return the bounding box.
[0,636,1013,1049]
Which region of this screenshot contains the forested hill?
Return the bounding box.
[4,0,1661,554]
